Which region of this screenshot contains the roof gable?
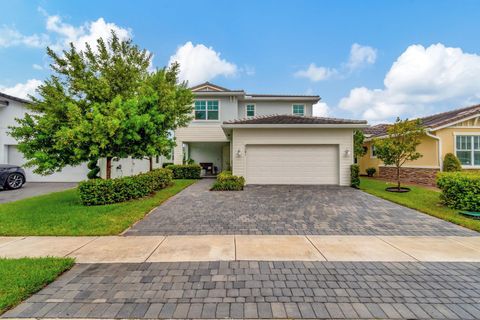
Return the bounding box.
[190,82,232,92]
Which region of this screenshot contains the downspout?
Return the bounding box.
[426,131,442,171]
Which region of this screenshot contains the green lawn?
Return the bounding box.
[0,179,196,236]
[360,177,480,233]
[0,257,74,315]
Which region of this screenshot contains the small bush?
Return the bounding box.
[162,162,173,168]
[436,171,480,212]
[78,168,173,206]
[87,158,100,179]
[366,167,376,177]
[166,164,201,179]
[443,153,462,172]
[351,164,360,188]
[211,171,245,191]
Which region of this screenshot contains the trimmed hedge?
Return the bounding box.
[351,164,360,188]
[436,171,480,212]
[78,168,173,206]
[211,171,245,191]
[443,153,462,172]
[166,164,201,179]
[162,162,173,168]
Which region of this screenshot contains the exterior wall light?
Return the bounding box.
[344,149,351,157]
[236,149,242,157]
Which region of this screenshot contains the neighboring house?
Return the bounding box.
[0,92,160,182]
[358,104,480,186]
[174,82,367,186]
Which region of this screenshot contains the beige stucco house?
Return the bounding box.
[358,104,480,185]
[174,82,367,186]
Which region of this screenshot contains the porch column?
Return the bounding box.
[173,142,183,165]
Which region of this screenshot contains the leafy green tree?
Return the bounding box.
[353,130,367,161]
[373,118,425,190]
[9,32,193,179]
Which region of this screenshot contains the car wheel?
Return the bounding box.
[5,173,24,190]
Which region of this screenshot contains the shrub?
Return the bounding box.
[366,167,376,177]
[436,171,480,212]
[351,164,360,188]
[211,171,245,191]
[87,158,100,179]
[78,168,173,206]
[162,162,173,168]
[443,153,462,172]
[166,164,201,179]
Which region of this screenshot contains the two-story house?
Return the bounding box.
[174,82,368,186]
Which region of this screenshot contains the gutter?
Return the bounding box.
[222,123,369,129]
[426,131,443,171]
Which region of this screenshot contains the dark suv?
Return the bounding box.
[0,165,26,190]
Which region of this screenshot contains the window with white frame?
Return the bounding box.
[195,100,219,120]
[371,145,377,158]
[456,135,480,166]
[246,104,255,117]
[292,104,305,116]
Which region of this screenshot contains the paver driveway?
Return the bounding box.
[125,179,476,236]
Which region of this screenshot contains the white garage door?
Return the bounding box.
[7,145,89,182]
[246,144,339,185]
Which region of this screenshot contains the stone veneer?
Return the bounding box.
[379,166,439,187]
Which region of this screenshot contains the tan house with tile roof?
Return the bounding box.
[358,104,480,185]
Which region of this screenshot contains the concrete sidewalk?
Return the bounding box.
[0,235,479,263]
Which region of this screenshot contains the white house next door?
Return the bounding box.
[245,144,339,185]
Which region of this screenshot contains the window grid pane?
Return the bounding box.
[293,104,305,115]
[195,100,218,120]
[246,104,255,117]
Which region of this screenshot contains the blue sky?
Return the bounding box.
[1,0,480,123]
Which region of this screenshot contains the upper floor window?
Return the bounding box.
[246,104,255,117]
[370,145,377,158]
[195,100,219,120]
[292,104,305,116]
[456,135,480,166]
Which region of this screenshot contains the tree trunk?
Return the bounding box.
[396,166,401,190]
[106,157,112,179]
[149,157,153,171]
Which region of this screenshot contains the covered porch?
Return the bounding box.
[175,141,231,176]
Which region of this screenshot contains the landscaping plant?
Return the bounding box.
[436,171,480,212]
[9,32,193,179]
[443,153,462,172]
[166,164,201,179]
[78,168,173,205]
[373,118,425,192]
[366,167,376,177]
[211,171,245,191]
[87,158,100,179]
[350,164,360,188]
[353,130,367,161]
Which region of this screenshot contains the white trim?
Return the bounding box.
[222,123,369,129]
[430,113,480,131]
[242,96,320,102]
[245,103,256,118]
[193,99,221,122]
[453,133,480,168]
[426,132,442,170]
[449,126,480,129]
[292,104,305,116]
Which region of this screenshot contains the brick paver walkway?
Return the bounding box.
[4,261,480,319]
[125,179,476,236]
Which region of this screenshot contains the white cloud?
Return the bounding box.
[168,42,237,85]
[46,15,131,52]
[339,43,480,121]
[294,63,337,82]
[346,43,377,71]
[295,43,376,82]
[312,101,330,117]
[32,64,43,70]
[0,26,49,48]
[0,79,42,99]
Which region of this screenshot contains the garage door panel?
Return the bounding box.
[7,145,89,182]
[246,144,339,185]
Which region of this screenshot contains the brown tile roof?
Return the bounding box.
[363,104,480,138]
[224,114,367,125]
